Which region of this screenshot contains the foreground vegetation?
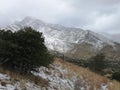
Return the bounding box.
[0,27,53,73]
[0,58,120,90]
[53,58,120,90]
[54,52,120,82]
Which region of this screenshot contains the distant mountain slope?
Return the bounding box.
[1,16,120,60]
[110,34,120,43]
[101,33,120,43]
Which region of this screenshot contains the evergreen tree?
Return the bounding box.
[0,27,53,73]
[89,53,106,73]
[112,71,120,81]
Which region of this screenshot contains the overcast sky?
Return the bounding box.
[0,0,120,34]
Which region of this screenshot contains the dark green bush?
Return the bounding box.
[0,27,53,73]
[89,53,106,73]
[112,71,120,81]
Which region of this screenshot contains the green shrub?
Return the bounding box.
[112,71,120,81]
[0,27,53,73]
[89,53,106,73]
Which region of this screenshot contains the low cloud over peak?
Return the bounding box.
[0,0,120,34]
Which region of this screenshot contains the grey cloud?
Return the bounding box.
[0,0,120,34]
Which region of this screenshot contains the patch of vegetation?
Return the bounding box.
[112,71,120,81]
[87,53,106,73]
[0,27,53,73]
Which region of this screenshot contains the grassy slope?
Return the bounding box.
[54,58,120,90]
[0,57,119,90]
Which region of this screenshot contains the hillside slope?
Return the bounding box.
[0,58,119,90]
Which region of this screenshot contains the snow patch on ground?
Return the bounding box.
[0,59,114,90]
[31,62,111,90]
[0,73,41,90]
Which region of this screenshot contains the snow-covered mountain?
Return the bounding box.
[1,16,120,59]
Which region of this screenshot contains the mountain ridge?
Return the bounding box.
[1,16,120,60]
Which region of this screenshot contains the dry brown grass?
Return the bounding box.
[0,58,119,90]
[53,57,120,90]
[1,81,7,86]
[0,66,49,87]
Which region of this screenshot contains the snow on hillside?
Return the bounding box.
[0,58,119,90]
[0,73,41,90]
[31,58,113,90]
[1,16,115,53]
